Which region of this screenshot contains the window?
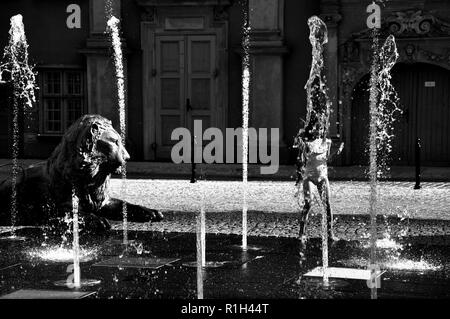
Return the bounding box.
[39,70,85,134]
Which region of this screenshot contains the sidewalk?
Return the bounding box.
[1,158,449,181]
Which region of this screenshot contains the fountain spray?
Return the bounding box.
[368,32,399,299]
[241,0,251,251]
[197,164,206,268]
[366,1,400,299]
[196,164,206,298]
[196,243,204,299]
[304,16,331,134]
[368,27,380,299]
[196,196,205,299]
[106,16,128,246]
[72,188,81,288]
[0,14,36,237]
[304,15,331,286]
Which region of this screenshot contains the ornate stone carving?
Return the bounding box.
[136,0,231,22]
[385,10,450,37]
[341,10,450,72]
[419,48,450,66]
[401,43,417,63]
[350,10,450,39]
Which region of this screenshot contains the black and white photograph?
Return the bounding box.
[0,0,449,307]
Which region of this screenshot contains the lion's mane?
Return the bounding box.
[46,114,117,213]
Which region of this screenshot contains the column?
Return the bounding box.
[248,0,289,162]
[320,1,341,139]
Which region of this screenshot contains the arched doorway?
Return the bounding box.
[351,63,450,166]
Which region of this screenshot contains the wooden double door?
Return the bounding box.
[154,34,218,160]
[351,63,450,166]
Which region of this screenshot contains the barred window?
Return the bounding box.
[40,70,85,135]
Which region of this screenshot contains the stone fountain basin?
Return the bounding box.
[0,227,449,299]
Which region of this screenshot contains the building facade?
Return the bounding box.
[0,0,449,166]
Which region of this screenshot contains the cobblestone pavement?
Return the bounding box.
[109,212,450,241]
[109,179,450,220]
[1,179,449,240]
[106,179,450,240]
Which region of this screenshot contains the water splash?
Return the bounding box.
[372,39,400,185]
[106,16,126,143]
[10,101,19,231]
[0,15,37,235]
[72,188,81,288]
[367,29,380,301]
[345,256,440,272]
[27,245,99,263]
[129,241,150,255]
[367,30,399,299]
[304,16,331,135]
[321,205,329,286]
[0,15,36,107]
[375,236,403,250]
[241,2,251,250]
[306,15,330,286]
[363,232,404,266]
[384,258,440,271]
[106,15,128,245]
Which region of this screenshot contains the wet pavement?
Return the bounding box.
[0,228,449,299]
[0,178,449,299]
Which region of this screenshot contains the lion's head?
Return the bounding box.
[47,114,130,191]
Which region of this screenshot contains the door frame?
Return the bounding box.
[141,7,228,160]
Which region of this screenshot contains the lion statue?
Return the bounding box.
[0,114,163,232]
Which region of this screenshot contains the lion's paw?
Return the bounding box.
[128,206,164,223]
[82,214,112,233]
[148,209,164,222]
